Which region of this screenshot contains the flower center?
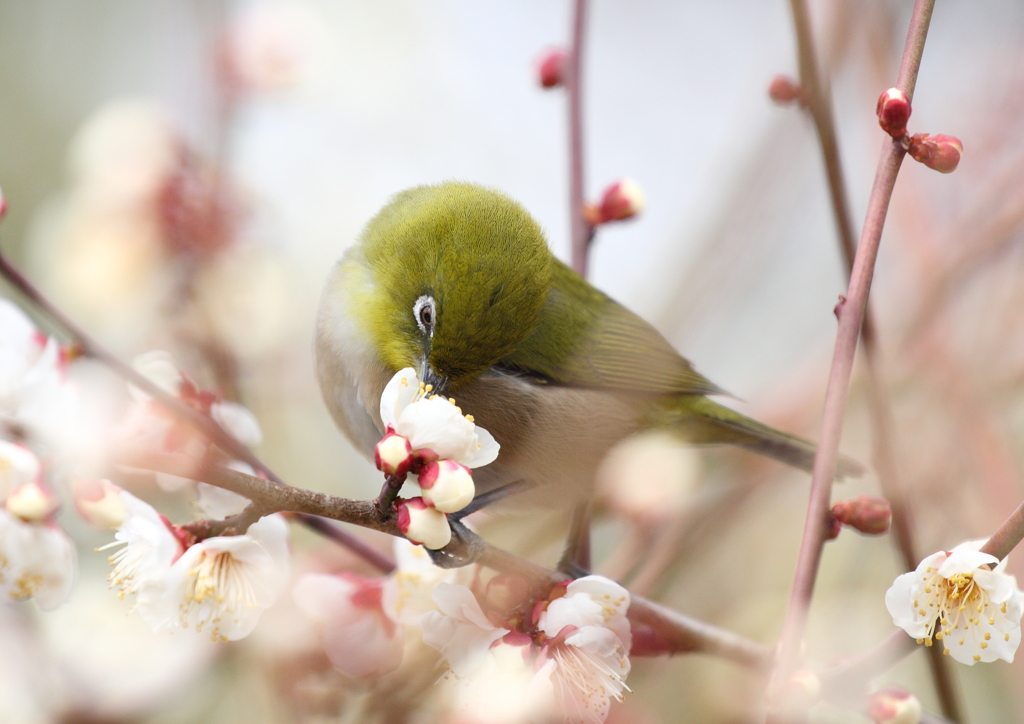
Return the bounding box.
[181,549,259,641]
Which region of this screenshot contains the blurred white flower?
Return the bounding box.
[0,440,42,502]
[223,1,315,93]
[211,401,263,447]
[293,572,403,679]
[0,508,76,610]
[440,641,555,724]
[137,513,290,641]
[886,539,1024,665]
[380,367,498,468]
[420,575,632,724]
[596,431,700,523]
[382,537,473,625]
[128,349,183,401]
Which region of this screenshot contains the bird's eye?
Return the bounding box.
[413,294,436,334]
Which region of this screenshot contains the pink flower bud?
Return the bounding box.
[831,495,892,535]
[876,88,911,138]
[6,481,60,522]
[418,459,475,513]
[396,497,451,550]
[72,479,128,529]
[907,133,962,174]
[588,178,646,225]
[0,186,6,219]
[780,669,822,712]
[768,75,802,104]
[867,687,922,724]
[374,431,413,477]
[536,48,567,89]
[824,512,843,541]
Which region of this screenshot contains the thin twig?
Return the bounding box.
[567,0,593,277]
[768,0,936,713]
[0,248,394,572]
[786,1,960,718]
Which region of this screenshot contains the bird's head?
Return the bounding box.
[355,182,552,393]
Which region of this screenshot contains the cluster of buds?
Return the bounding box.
[375,368,500,551]
[583,178,646,226]
[876,88,962,173]
[826,495,892,540]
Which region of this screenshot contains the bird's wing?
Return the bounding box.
[498,260,725,396]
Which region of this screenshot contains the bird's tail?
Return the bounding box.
[652,396,865,479]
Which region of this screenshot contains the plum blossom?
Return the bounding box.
[137,513,290,641]
[379,367,498,469]
[0,489,76,610]
[420,575,632,724]
[382,537,473,625]
[0,299,79,444]
[293,573,403,679]
[885,539,1024,665]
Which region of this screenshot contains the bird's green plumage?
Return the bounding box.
[332,180,864,482]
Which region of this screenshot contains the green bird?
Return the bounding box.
[316,182,861,504]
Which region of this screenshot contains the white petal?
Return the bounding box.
[466,426,500,468]
[564,625,622,658]
[0,511,77,610]
[293,573,359,621]
[974,569,1015,604]
[379,367,419,430]
[195,482,250,520]
[129,350,181,401]
[323,607,403,678]
[398,396,477,462]
[432,581,494,630]
[211,402,263,447]
[0,440,42,501]
[937,549,999,577]
[885,571,929,639]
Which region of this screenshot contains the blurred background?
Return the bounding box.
[2,0,1024,722]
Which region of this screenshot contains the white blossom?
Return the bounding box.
[0,440,42,502]
[0,508,76,610]
[137,513,290,641]
[382,538,473,625]
[420,575,632,724]
[885,539,1024,665]
[379,367,498,468]
[293,573,403,679]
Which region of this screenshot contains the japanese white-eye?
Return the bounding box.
[316,182,861,503]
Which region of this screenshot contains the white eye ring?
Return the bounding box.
[413,294,436,334]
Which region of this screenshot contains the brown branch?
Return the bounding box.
[567,0,593,277]
[786,0,960,718]
[767,0,937,716]
[119,449,771,670]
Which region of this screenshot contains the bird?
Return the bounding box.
[315,181,862,506]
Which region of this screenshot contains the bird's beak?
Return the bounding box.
[419,356,449,396]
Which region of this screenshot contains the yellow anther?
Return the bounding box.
[984,633,991,640]
[980,642,988,649]
[943,649,950,655]
[959,638,965,645]
[973,654,981,661]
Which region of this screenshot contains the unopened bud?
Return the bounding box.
[780,669,822,712]
[6,481,60,522]
[867,687,922,724]
[831,495,892,535]
[375,431,414,477]
[585,178,646,225]
[396,497,451,550]
[73,479,127,529]
[769,75,802,104]
[536,48,567,89]
[418,459,475,513]
[877,88,911,138]
[907,133,962,174]
[0,440,42,499]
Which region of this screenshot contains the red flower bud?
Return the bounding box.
[831,495,892,535]
[867,686,922,724]
[907,133,962,174]
[876,88,912,138]
[536,48,567,89]
[587,178,646,225]
[825,513,843,541]
[768,75,802,105]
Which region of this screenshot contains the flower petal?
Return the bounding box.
[379,367,419,430]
